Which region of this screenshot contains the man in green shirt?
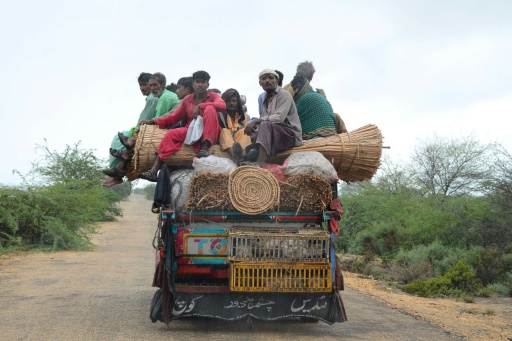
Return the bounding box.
[291,74,336,140]
[149,72,180,119]
[102,72,179,187]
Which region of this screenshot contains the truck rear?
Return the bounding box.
[150,194,346,325]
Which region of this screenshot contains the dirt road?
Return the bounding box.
[0,195,464,340]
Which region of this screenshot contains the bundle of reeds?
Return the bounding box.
[228,166,280,215]
[126,124,382,182]
[185,172,234,211]
[279,174,332,213]
[125,125,229,181]
[268,124,382,182]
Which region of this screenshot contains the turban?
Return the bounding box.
[258,69,279,79]
[221,88,239,102]
[221,88,245,117]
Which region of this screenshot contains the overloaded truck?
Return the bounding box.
[149,171,346,324]
[135,124,383,325]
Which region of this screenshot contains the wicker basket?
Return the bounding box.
[126,124,382,182]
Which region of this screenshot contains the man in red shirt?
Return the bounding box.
[137,70,225,182]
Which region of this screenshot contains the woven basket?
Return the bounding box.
[126,124,382,182]
[125,125,229,181]
[228,166,280,215]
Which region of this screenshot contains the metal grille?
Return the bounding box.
[229,229,330,262]
[229,261,332,293]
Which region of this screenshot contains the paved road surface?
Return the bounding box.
[0,194,463,340]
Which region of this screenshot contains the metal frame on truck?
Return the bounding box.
[150,210,346,325]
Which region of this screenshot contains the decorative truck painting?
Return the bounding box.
[144,124,382,326]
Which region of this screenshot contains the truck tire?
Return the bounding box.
[150,289,163,323]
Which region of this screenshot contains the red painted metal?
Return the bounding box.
[175,284,230,293]
[176,265,228,279]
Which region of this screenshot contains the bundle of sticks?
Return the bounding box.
[279,174,332,213]
[185,172,234,211]
[126,124,382,183]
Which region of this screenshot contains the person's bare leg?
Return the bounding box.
[121,148,132,160]
[256,145,267,166]
[226,147,234,158]
[126,137,136,149]
[117,160,128,174]
[101,177,123,187]
[149,156,163,176]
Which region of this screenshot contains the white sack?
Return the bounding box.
[192,155,237,174]
[170,169,196,212]
[281,151,339,183]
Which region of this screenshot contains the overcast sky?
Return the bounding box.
[1,0,511,186]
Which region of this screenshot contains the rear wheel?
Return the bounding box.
[150,289,163,323]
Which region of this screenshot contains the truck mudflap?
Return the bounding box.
[151,290,347,324]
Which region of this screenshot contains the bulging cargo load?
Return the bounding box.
[149,124,380,326]
[127,124,382,183]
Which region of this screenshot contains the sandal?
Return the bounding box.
[138,170,157,182]
[232,142,243,165]
[118,132,131,149]
[196,150,210,158]
[102,168,126,178]
[245,148,259,162]
[245,143,257,153]
[109,148,131,163]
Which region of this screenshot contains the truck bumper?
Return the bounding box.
[151,290,347,324]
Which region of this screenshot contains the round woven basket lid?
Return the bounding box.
[228,166,280,215]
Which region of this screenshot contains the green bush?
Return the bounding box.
[463,246,512,285]
[388,258,433,284]
[0,182,123,251]
[1,141,125,253]
[488,278,512,297]
[109,181,132,199]
[403,260,480,297]
[388,241,466,283]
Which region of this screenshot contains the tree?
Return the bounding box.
[29,140,104,185]
[409,135,493,196]
[483,144,512,249]
[492,144,512,203]
[374,155,414,194]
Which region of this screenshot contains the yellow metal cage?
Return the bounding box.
[229,261,332,293]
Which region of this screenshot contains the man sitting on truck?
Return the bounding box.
[101,72,180,186]
[242,69,303,166]
[290,74,337,140]
[284,61,348,134]
[136,70,226,182]
[218,88,252,165]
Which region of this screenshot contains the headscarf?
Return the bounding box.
[220,88,245,127]
[291,76,312,103]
